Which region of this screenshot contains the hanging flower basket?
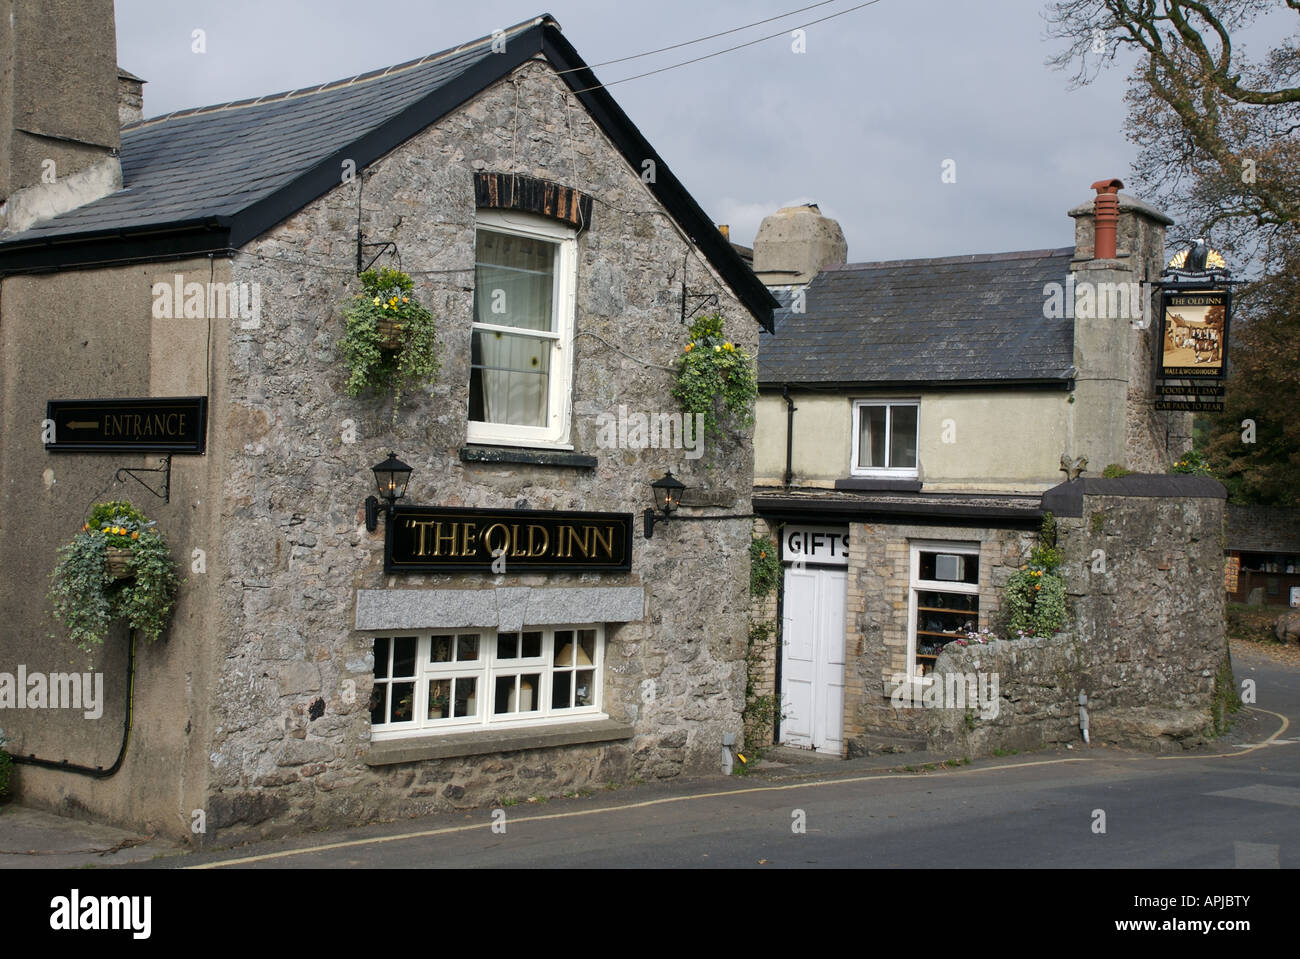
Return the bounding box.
[105,546,134,580]
[375,317,404,351]
[48,499,180,653]
[340,267,440,419]
[671,312,758,442]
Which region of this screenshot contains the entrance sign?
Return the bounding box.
[386,505,633,574]
[781,525,850,567]
[45,396,207,453]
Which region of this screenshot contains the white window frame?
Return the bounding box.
[369,624,605,741]
[850,398,920,478]
[468,210,578,449]
[905,540,980,684]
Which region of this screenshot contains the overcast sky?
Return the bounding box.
[114,1,1203,262]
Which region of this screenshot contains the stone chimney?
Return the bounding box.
[753,203,847,286]
[1065,180,1189,473]
[119,68,145,126]
[0,0,123,235]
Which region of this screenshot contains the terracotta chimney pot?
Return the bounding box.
[1091,178,1124,259]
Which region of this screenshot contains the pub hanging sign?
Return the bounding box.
[385,505,633,574]
[1153,244,1233,412]
[44,396,208,453]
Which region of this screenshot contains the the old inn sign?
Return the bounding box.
[45,396,208,453]
[386,505,634,574]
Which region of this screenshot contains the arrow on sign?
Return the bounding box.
[65,421,99,429]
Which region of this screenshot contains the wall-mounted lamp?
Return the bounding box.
[365,452,413,532]
[643,470,686,539]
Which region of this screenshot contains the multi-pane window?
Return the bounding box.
[469,211,577,447]
[851,400,919,476]
[369,626,603,739]
[907,542,980,680]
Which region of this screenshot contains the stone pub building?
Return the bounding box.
[0,6,775,842]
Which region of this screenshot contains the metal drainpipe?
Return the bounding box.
[783,385,796,488]
[12,630,138,779]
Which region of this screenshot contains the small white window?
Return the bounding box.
[906,541,980,682]
[468,210,577,448]
[369,625,604,739]
[851,399,919,477]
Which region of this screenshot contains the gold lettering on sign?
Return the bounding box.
[483,523,511,557]
[527,525,549,557]
[566,526,593,558]
[433,523,458,557]
[410,519,437,556]
[460,523,477,558]
[510,524,527,557]
[591,525,615,559]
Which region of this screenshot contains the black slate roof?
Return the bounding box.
[758,247,1078,386]
[0,15,777,328]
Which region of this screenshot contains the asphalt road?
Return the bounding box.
[158,642,1298,870]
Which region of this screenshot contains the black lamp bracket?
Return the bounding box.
[643,509,757,539]
[114,454,172,504]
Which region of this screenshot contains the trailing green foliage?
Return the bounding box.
[671,313,758,442]
[1170,448,1214,476]
[741,620,782,760]
[749,536,781,599]
[341,268,440,418]
[1004,512,1068,639]
[48,502,180,653]
[1208,648,1241,737]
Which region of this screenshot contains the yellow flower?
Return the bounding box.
[724,342,734,351]
[714,345,721,353]
[372,297,381,306]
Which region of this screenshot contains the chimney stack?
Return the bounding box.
[0,0,123,234]
[752,203,847,286]
[119,68,145,127]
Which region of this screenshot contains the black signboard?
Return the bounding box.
[45,397,207,453]
[1157,383,1225,397]
[386,505,633,574]
[1155,399,1225,412]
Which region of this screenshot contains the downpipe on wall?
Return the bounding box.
[1078,690,1090,745]
[11,630,137,779]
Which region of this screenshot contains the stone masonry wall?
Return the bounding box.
[927,483,1228,755]
[206,57,759,842]
[847,520,1036,753]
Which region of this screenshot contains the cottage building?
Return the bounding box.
[0,6,776,841]
[1224,505,1300,607]
[747,195,1201,755]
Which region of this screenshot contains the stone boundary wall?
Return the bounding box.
[927,476,1228,754]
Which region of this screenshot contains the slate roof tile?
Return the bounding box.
[758,247,1076,386]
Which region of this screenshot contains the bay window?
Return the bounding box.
[369,625,604,739]
[469,210,577,447]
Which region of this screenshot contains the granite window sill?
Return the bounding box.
[364,718,634,765]
[460,445,597,469]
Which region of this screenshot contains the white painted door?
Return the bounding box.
[780,565,846,754]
